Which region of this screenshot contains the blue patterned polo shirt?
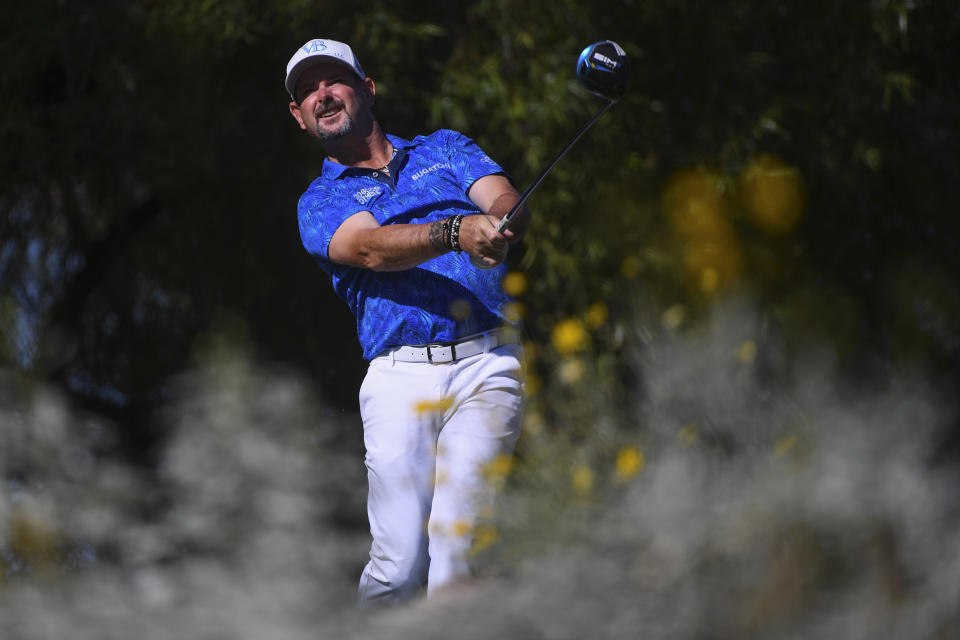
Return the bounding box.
[297,129,512,360]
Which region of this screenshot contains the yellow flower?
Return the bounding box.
[557,357,586,384]
[551,317,590,354]
[620,256,642,279]
[524,371,542,396]
[615,446,645,481]
[523,411,545,436]
[502,271,528,296]
[585,302,609,329]
[8,509,65,569]
[661,304,686,330]
[413,396,454,415]
[774,434,798,457]
[571,464,595,496]
[452,519,472,537]
[483,454,514,490]
[662,167,744,297]
[522,340,537,361]
[682,237,743,296]
[502,301,526,322]
[469,523,500,555]
[738,154,805,235]
[662,167,728,240]
[678,423,699,446]
[699,267,719,294]
[736,339,757,364]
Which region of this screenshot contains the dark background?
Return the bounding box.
[3,0,959,464]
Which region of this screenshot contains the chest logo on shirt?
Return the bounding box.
[411,162,451,181]
[353,185,383,205]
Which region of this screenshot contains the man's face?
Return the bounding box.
[288,62,375,142]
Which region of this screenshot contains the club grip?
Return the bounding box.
[495,99,616,234]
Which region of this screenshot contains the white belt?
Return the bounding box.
[384,327,520,364]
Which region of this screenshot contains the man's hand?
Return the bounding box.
[459,214,509,268]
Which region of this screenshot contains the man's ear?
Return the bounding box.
[289,101,307,130]
[362,77,376,107]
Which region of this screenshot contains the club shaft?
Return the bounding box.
[497,99,616,233]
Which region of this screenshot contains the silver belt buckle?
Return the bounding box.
[426,343,456,364]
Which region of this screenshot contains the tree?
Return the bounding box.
[2,0,958,462]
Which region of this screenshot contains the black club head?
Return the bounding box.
[576,40,628,101]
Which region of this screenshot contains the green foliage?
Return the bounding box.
[2,5,960,629]
[2,0,959,452]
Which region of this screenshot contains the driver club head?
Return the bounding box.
[576,40,628,102]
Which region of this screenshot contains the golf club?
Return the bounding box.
[472,40,628,269]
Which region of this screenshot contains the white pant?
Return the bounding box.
[356,343,524,604]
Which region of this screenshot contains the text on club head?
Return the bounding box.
[591,52,619,69]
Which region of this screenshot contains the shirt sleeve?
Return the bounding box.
[441,129,507,194]
[297,182,368,261]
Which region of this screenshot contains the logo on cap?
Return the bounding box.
[302,40,328,54]
[286,38,363,98]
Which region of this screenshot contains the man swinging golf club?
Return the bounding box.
[285,38,530,604]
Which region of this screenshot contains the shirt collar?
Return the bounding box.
[320,133,417,180]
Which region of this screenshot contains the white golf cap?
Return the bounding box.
[285,38,365,99]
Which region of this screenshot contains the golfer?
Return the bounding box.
[285,38,529,604]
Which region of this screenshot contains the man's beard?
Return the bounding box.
[314,100,354,141]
